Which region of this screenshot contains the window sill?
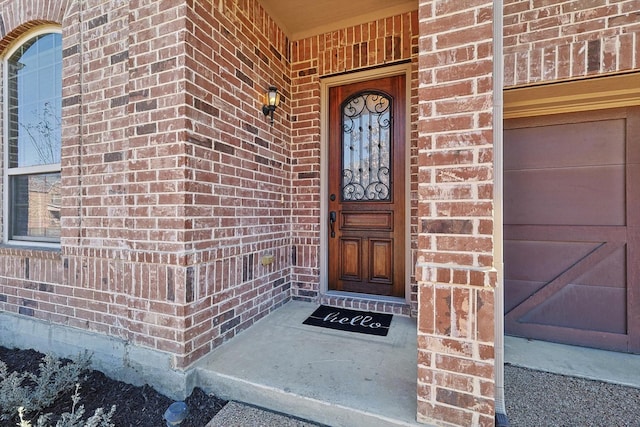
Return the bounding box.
[0,243,61,259]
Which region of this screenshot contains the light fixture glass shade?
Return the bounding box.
[265,86,280,107]
[262,86,280,125]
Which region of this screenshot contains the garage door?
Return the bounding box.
[504,107,640,353]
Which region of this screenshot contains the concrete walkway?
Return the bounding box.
[195,300,422,427]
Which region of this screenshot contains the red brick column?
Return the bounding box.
[416,1,496,426]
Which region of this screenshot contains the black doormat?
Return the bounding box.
[303,305,393,336]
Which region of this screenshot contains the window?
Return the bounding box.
[4,30,62,244]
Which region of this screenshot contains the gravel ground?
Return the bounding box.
[505,364,640,427]
[206,402,324,427]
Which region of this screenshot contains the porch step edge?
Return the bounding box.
[196,369,426,427]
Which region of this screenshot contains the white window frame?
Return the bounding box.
[3,25,62,248]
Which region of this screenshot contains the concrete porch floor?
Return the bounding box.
[192,299,640,426]
[194,300,422,427]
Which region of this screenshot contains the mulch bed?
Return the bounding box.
[0,346,227,427]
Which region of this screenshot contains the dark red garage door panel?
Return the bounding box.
[504,107,640,353]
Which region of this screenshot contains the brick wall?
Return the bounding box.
[13,1,636,424]
[289,10,420,315]
[504,0,640,87]
[0,0,293,369]
[0,0,421,372]
[416,1,496,426]
[179,0,293,366]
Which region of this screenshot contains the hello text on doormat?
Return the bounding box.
[302,305,393,336]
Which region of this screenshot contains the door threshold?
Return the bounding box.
[320,291,412,316]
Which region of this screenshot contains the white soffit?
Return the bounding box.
[259,0,417,40]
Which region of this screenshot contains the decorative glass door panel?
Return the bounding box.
[342,93,391,202]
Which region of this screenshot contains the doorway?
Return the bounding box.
[325,74,406,297]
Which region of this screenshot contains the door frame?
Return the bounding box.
[319,63,412,303]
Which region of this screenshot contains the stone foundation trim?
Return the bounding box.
[0,312,195,400]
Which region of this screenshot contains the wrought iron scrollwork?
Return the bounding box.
[342,166,390,201]
[341,91,391,202]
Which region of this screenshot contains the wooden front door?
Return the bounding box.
[327,75,405,297]
[504,107,640,353]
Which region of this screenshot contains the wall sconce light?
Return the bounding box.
[262,86,280,125]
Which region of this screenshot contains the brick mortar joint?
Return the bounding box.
[416,263,498,287]
[416,262,497,273]
[504,32,628,53]
[417,332,496,348]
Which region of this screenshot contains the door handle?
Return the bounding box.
[329,211,336,238]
